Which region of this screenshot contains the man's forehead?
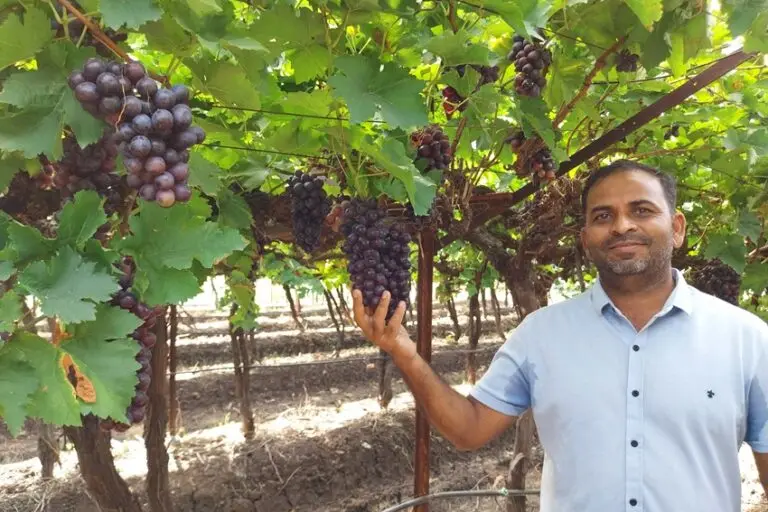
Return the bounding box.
[587,170,665,205]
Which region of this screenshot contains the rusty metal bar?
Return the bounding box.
[415,229,436,511]
[439,49,756,247]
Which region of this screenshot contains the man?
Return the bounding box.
[352,160,768,511]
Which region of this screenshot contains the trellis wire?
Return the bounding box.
[380,488,541,512]
[171,345,502,376]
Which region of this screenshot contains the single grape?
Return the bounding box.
[189,126,206,144]
[174,184,192,202]
[144,156,166,175]
[99,96,122,115]
[132,114,152,135]
[106,61,123,76]
[171,84,189,104]
[122,96,143,119]
[124,61,146,84]
[154,172,174,190]
[154,89,176,109]
[136,77,158,99]
[140,332,157,349]
[171,104,192,130]
[68,71,85,89]
[82,58,106,82]
[75,82,99,103]
[136,372,151,392]
[150,139,166,156]
[119,293,137,310]
[168,163,189,181]
[140,101,154,115]
[156,189,176,207]
[96,72,120,96]
[129,136,152,158]
[139,184,156,201]
[117,123,137,142]
[118,76,133,95]
[179,150,190,163]
[164,149,180,165]
[151,109,174,133]
[172,130,197,149]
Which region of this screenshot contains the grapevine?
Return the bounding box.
[68,58,203,207]
[505,130,557,182]
[100,257,161,432]
[689,259,742,305]
[441,64,499,117]
[50,1,127,58]
[508,35,551,97]
[340,199,412,319]
[288,171,332,253]
[0,170,62,226]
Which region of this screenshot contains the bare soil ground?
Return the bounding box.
[1,303,766,511]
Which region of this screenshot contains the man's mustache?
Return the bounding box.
[603,234,651,249]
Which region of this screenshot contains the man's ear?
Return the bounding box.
[672,211,686,249]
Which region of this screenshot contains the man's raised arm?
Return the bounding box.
[352,290,517,451]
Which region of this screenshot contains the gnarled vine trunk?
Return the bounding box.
[490,287,505,340]
[466,293,481,384]
[37,421,59,479]
[64,416,143,512]
[229,305,255,438]
[446,296,462,340]
[283,284,305,331]
[168,305,180,436]
[145,312,173,512]
[323,287,345,355]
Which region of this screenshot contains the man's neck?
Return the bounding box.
[600,268,676,331]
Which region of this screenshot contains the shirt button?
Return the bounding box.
[631,440,639,447]
[629,498,638,506]
[632,390,640,397]
[632,344,640,351]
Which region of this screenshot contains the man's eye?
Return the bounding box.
[594,213,609,221]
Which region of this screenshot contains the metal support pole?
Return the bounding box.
[414,229,435,511]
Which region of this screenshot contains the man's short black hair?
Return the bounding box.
[581,159,677,214]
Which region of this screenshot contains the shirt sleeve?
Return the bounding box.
[745,320,768,453]
[468,315,535,417]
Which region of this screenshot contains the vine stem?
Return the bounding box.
[553,35,626,127]
[55,0,168,85]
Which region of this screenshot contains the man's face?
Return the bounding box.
[580,169,686,277]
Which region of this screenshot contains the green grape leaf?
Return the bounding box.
[119,201,247,270]
[292,44,332,83]
[249,3,325,50]
[144,16,198,57]
[425,30,490,66]
[743,12,768,53]
[624,0,663,29]
[738,210,763,241]
[0,69,103,157]
[0,260,13,280]
[187,0,223,16]
[57,191,108,248]
[135,264,203,306]
[360,138,436,215]
[217,188,254,230]
[63,305,142,421]
[0,290,21,331]
[9,332,81,427]
[327,55,427,129]
[742,262,768,293]
[6,221,57,265]
[188,153,223,195]
[0,7,53,71]
[100,0,162,29]
[0,156,22,193]
[0,349,38,436]
[703,233,747,274]
[519,97,556,148]
[18,247,119,324]
[187,59,262,108]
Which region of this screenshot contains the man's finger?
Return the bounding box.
[386,300,407,335]
[351,289,372,336]
[373,291,391,328]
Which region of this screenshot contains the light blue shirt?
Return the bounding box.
[470,269,768,512]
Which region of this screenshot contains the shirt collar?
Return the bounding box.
[590,268,694,317]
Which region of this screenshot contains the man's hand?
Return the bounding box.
[351,289,413,358]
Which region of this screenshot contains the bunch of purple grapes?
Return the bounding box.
[340,199,412,320]
[616,49,639,72]
[53,132,128,216]
[410,125,453,172]
[689,259,741,306]
[507,35,551,97]
[288,171,331,253]
[100,257,163,432]
[68,57,203,207]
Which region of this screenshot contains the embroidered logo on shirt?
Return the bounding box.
[707,390,715,398]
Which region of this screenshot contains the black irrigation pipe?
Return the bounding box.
[380,488,541,512]
[171,345,502,376]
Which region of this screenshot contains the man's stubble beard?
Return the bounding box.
[591,239,673,280]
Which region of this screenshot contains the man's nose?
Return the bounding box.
[611,212,638,235]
